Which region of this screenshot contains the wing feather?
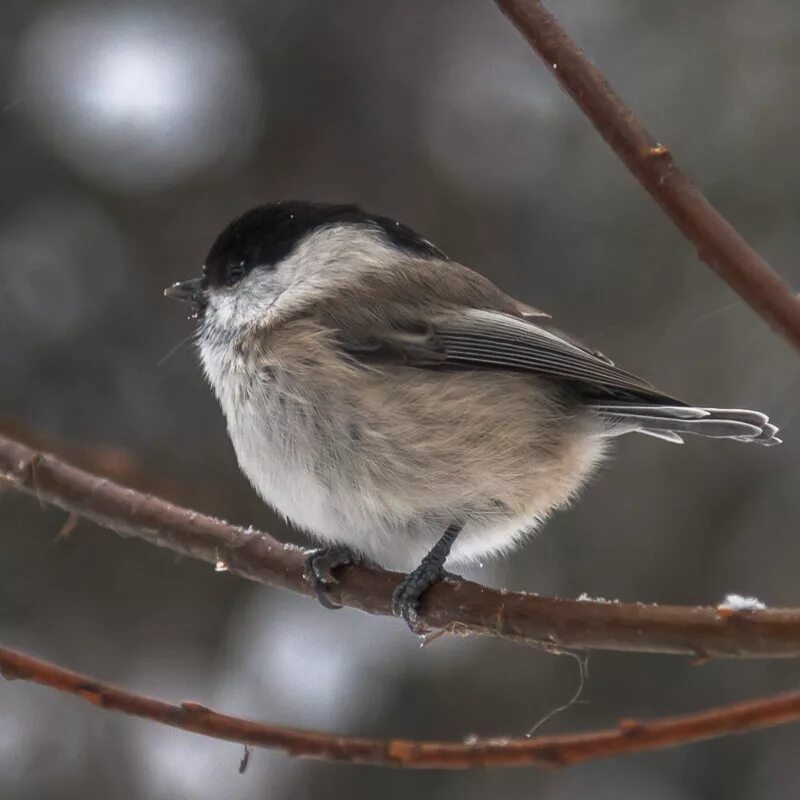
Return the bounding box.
[337,306,679,404]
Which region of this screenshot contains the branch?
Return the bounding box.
[3,431,800,658]
[2,645,800,768]
[494,0,800,352]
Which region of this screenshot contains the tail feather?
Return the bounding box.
[593,403,781,446]
[637,429,685,444]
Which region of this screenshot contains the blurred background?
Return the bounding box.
[2,0,799,797]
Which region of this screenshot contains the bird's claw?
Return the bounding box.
[392,566,459,634]
[303,545,360,609]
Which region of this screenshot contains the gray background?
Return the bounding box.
[2,1,799,797]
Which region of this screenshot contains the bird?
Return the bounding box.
[165,201,780,632]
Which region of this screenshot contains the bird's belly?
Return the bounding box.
[234,428,531,568]
[228,409,341,539]
[222,368,608,569]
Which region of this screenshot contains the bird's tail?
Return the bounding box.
[592,403,781,445]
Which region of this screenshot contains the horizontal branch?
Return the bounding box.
[495,0,800,352]
[2,644,800,768]
[2,431,800,658]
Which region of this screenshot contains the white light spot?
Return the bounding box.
[15,3,264,192]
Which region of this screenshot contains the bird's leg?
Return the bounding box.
[392,523,462,633]
[303,544,363,610]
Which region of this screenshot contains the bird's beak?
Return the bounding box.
[164,278,205,306]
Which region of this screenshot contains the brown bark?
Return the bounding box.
[3,431,800,659]
[2,645,799,768]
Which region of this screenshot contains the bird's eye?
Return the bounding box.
[227,262,247,285]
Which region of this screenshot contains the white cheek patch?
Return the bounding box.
[204,225,398,332]
[207,292,238,327]
[206,272,282,331]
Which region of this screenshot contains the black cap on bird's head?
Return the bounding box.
[164,200,446,309]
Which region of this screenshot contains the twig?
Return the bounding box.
[1,645,799,768]
[494,0,800,352]
[2,431,800,658]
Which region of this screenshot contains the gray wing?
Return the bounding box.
[338,307,682,405]
[333,294,780,445]
[332,302,778,444]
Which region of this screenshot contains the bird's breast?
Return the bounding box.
[222,368,353,539]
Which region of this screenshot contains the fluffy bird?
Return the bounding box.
[166,202,779,631]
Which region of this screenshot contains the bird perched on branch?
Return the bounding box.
[166,201,780,632]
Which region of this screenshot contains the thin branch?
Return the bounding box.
[2,645,800,768]
[494,0,800,352]
[3,431,800,658]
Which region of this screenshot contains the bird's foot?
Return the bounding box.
[392,564,460,634]
[392,523,463,634]
[303,545,362,609]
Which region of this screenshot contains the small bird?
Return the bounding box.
[166,201,780,632]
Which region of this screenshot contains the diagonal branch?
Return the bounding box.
[494,0,800,352]
[2,644,800,768]
[3,430,800,658]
